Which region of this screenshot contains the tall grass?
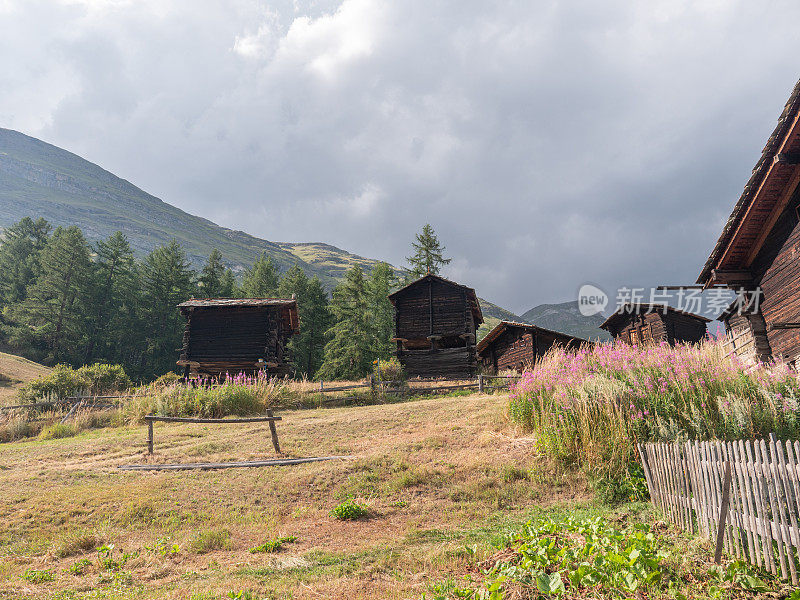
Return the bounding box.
[126,372,285,422]
[509,341,800,481]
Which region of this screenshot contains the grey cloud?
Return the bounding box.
[1,0,799,314]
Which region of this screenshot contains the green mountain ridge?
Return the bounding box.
[0,127,599,340]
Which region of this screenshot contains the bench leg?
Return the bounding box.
[147,420,154,455]
[266,409,281,454]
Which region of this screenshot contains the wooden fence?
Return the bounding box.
[637,437,800,583]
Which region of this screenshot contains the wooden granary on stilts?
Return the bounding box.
[176,298,299,379]
[388,274,483,379]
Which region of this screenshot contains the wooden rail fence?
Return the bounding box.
[145,411,281,455]
[637,437,800,584]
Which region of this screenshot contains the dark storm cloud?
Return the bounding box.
[1,0,799,313]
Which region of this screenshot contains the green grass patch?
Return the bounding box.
[249,535,298,554]
[189,529,232,554]
[21,568,55,583]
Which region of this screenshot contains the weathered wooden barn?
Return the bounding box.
[176,298,299,378]
[600,304,709,346]
[476,321,588,374]
[388,274,483,378]
[698,78,800,365]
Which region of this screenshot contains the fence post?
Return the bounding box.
[266,409,281,454]
[478,374,484,393]
[714,459,733,563]
[147,418,154,455]
[320,380,324,392]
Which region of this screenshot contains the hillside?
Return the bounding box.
[0,128,382,290]
[521,300,610,341]
[0,351,50,405]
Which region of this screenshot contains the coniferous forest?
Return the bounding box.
[0,217,450,381]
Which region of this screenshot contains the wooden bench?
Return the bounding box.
[144,410,281,455]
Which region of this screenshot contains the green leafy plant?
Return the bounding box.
[249,535,298,554]
[21,568,55,583]
[67,558,92,576]
[144,536,180,556]
[97,543,133,571]
[331,498,369,521]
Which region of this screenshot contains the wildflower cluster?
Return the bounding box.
[509,341,800,479]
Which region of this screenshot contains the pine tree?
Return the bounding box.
[199,249,229,297]
[0,217,51,307]
[406,224,451,279]
[241,253,279,297]
[318,266,372,380]
[84,232,138,364]
[140,240,196,376]
[8,226,92,364]
[220,268,238,298]
[366,262,396,361]
[278,265,332,377]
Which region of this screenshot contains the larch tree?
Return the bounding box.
[406,224,451,279]
[241,253,279,297]
[317,265,372,380]
[199,249,229,297]
[278,265,332,377]
[366,262,396,361]
[84,232,138,364]
[0,217,51,308]
[8,226,92,364]
[140,240,196,375]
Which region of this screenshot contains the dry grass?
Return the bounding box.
[0,392,590,599]
[0,351,50,406]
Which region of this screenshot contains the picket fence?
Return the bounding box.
[637,437,800,584]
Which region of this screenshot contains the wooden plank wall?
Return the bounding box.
[750,193,800,362]
[638,438,800,583]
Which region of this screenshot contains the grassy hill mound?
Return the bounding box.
[0,351,50,405]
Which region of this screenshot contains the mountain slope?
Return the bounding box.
[0,128,381,289]
[521,301,610,341]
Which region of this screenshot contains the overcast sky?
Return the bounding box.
[1,0,799,314]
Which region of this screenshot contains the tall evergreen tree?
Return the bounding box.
[140,240,196,376]
[406,224,451,279]
[366,262,396,361]
[0,217,51,307]
[278,265,332,377]
[8,226,92,364]
[220,268,238,298]
[318,266,372,380]
[84,232,138,364]
[241,253,279,297]
[199,249,230,297]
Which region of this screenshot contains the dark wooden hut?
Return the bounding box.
[176,298,299,378]
[697,78,800,365]
[476,321,588,374]
[600,304,709,346]
[388,274,483,378]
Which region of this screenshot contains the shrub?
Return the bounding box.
[377,357,404,383]
[189,529,231,554]
[19,363,130,402]
[331,499,369,521]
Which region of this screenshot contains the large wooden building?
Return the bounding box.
[600,304,709,346]
[177,298,299,378]
[476,321,588,374]
[698,78,800,365]
[388,274,483,378]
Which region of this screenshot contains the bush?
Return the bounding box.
[376,357,404,383]
[19,363,130,402]
[189,529,231,554]
[331,499,369,521]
